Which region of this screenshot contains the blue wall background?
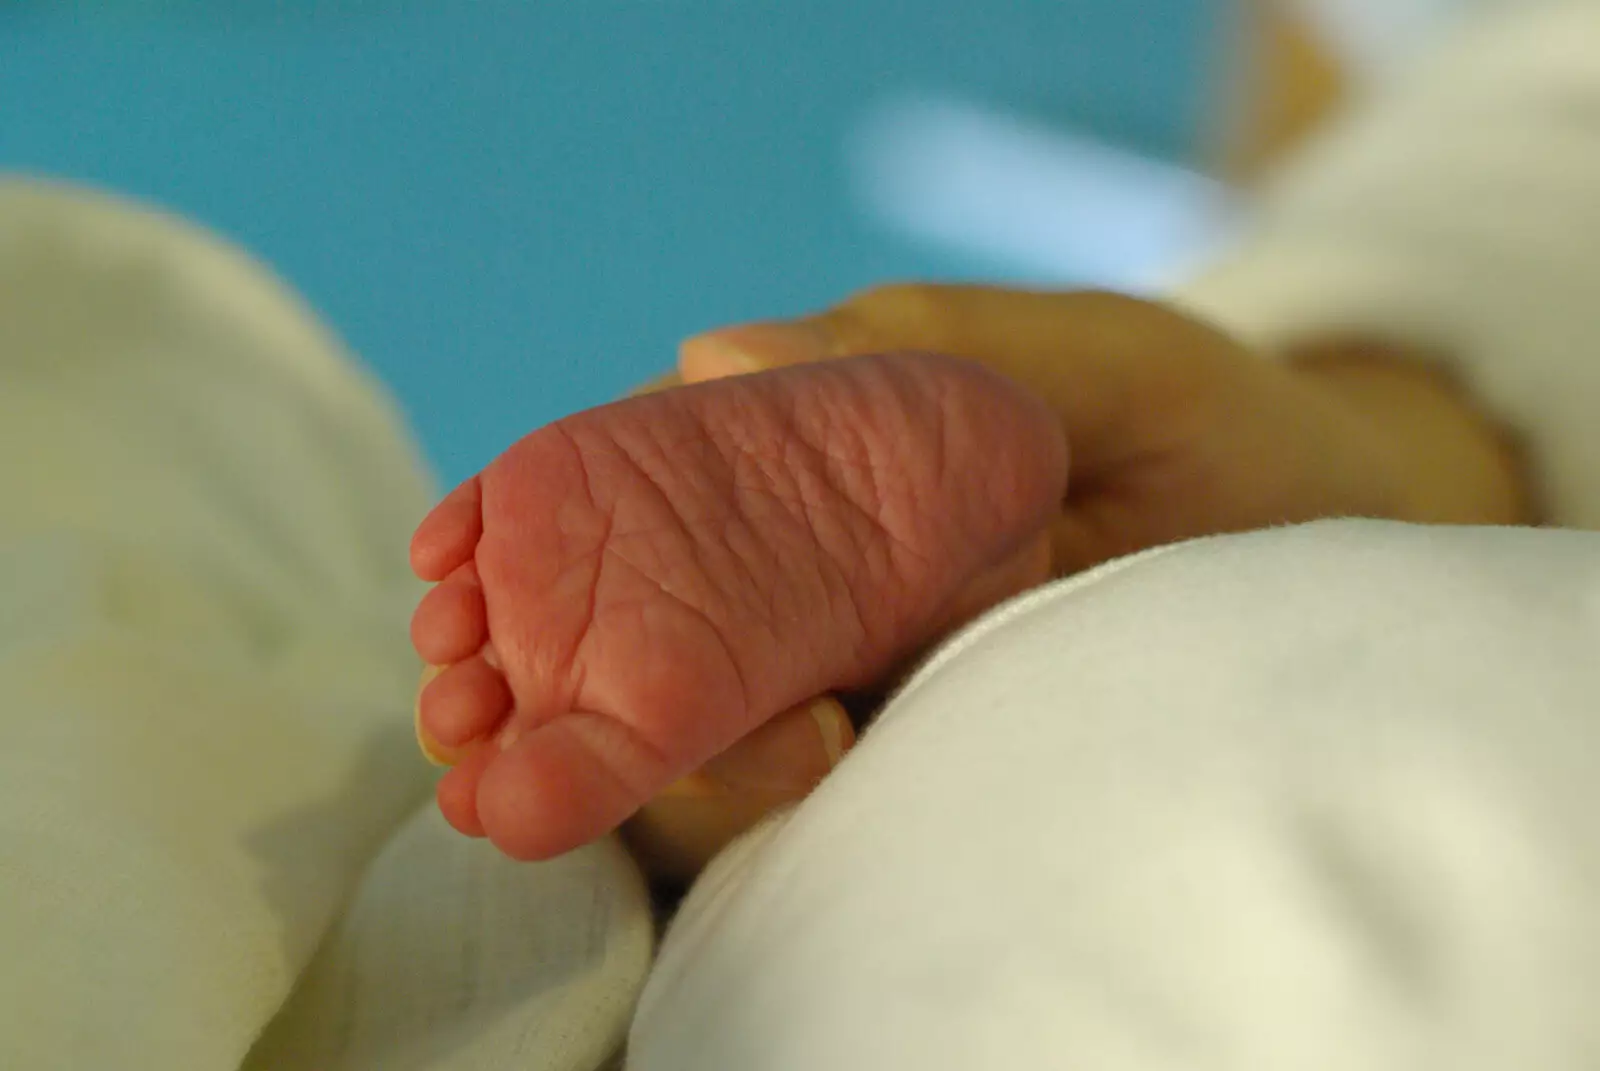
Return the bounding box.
[1,2,1212,485]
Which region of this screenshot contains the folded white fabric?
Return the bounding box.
[1174,0,1600,529]
[0,180,653,1070]
[635,520,1600,1068]
[243,806,652,1071]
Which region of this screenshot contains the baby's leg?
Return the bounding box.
[410,353,1067,859]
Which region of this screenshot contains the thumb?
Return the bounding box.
[666,695,855,797]
[626,697,856,883]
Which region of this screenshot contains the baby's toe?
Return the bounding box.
[410,561,489,665]
[436,749,495,837]
[410,475,483,582]
[478,714,672,861]
[418,652,514,749]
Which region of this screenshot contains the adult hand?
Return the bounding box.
[680,286,1530,572]
[628,285,1531,882]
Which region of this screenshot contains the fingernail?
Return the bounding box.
[656,771,726,799]
[627,371,683,397]
[679,321,833,382]
[809,696,854,767]
[415,664,453,767]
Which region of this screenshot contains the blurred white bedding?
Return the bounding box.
[0,180,650,1070]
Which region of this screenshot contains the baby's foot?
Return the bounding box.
[410,353,1066,859]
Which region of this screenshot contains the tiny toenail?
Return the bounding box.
[497,721,523,752]
[415,664,452,767]
[482,643,501,670]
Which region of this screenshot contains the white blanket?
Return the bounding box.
[0,181,651,1071]
[636,521,1600,1067]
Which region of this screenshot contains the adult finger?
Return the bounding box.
[625,696,856,883]
[680,284,1239,472]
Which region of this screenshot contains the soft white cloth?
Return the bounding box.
[1178,0,1600,528]
[243,807,651,1071]
[0,180,652,1071]
[633,521,1600,1068]
[1286,0,1474,81]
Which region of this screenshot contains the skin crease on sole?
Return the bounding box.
[410,352,1069,860]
